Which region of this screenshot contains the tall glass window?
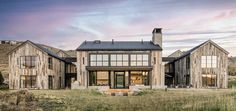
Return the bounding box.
[20,75,37,88]
[20,56,37,69]
[90,54,109,66]
[130,71,149,86]
[89,71,109,86]
[48,57,53,69]
[130,54,149,66]
[201,56,217,68]
[110,54,129,66]
[202,74,216,87]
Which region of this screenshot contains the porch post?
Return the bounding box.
[150,70,152,89]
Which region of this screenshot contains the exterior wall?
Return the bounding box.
[151,51,164,88]
[174,56,190,86]
[190,42,228,88]
[9,42,65,89]
[75,50,164,89]
[76,51,88,88]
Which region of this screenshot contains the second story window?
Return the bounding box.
[110,54,129,66]
[201,56,217,68]
[131,54,149,66]
[48,57,53,69]
[20,56,36,69]
[90,54,109,66]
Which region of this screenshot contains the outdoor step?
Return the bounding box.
[105,89,132,96]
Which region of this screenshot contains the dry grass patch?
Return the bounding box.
[28,89,236,111]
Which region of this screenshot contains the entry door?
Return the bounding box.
[48,75,53,89]
[115,72,125,89]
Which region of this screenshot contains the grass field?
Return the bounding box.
[28,89,236,111]
[1,89,236,111]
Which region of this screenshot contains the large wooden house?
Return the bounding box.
[73,28,165,89]
[8,40,66,89]
[165,40,229,88]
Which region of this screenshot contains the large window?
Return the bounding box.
[48,57,53,69]
[130,71,149,86]
[110,54,129,66]
[89,54,150,67]
[89,71,109,86]
[90,54,109,66]
[20,75,37,88]
[131,54,149,66]
[202,74,216,87]
[20,56,37,68]
[201,56,217,68]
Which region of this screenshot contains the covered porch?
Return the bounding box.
[86,66,152,89]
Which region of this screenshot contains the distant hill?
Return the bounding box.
[0,43,21,83]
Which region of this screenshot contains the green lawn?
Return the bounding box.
[27,89,236,111]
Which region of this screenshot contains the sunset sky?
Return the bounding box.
[1,0,236,56]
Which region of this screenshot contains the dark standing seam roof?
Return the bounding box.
[76,41,162,51]
[177,40,208,59]
[8,40,66,61]
[27,40,65,61]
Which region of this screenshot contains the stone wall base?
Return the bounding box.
[71,81,86,89]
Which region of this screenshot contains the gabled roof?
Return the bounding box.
[8,40,65,61]
[63,57,77,63]
[168,50,184,57]
[56,50,71,57]
[177,40,229,60]
[76,41,162,51]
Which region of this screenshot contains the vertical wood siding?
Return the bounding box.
[174,42,228,88]
[9,42,65,89]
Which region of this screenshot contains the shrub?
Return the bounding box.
[0,71,4,84]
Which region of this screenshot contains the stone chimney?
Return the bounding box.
[152,28,162,47]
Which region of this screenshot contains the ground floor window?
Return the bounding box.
[89,71,109,86]
[20,75,37,88]
[202,74,216,87]
[89,71,150,87]
[130,71,149,86]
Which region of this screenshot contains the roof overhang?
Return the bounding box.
[86,66,153,71]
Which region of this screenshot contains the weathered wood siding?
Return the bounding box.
[151,51,164,87]
[174,56,190,86]
[9,42,65,89]
[77,51,88,87]
[174,42,228,88]
[190,42,228,88]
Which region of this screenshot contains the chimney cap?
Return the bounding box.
[152,28,162,34]
[93,40,101,44]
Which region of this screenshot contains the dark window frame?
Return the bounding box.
[130,54,149,66]
[48,57,53,69]
[89,71,109,86]
[130,71,149,86]
[110,54,129,66]
[20,56,37,69]
[20,75,37,88]
[89,54,109,66]
[202,74,217,87]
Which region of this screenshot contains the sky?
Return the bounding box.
[0,0,236,56]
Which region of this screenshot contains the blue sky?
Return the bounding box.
[0,0,236,56]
